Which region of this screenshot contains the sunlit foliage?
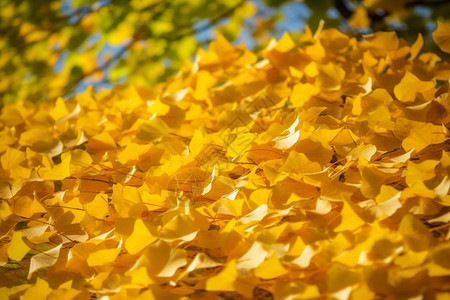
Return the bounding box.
[1,0,449,105]
[0,23,450,299]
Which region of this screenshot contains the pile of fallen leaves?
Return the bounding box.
[1,22,450,299]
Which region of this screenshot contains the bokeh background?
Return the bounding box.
[1,0,449,104]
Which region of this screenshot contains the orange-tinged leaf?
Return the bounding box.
[394,72,435,103]
[405,159,439,187]
[363,31,399,56]
[410,33,423,61]
[349,6,370,28]
[87,132,117,151]
[433,21,450,53]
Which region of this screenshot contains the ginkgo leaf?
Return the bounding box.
[87,132,117,151]
[237,241,269,270]
[137,118,169,142]
[87,248,121,267]
[206,260,238,292]
[335,200,366,232]
[41,152,71,180]
[317,63,346,91]
[402,123,446,152]
[398,214,433,252]
[1,21,450,300]
[21,278,52,300]
[138,241,187,278]
[394,72,435,103]
[254,252,287,279]
[69,149,93,174]
[160,213,199,242]
[117,143,151,165]
[7,231,30,262]
[29,245,62,278]
[0,177,22,199]
[1,147,31,178]
[433,21,450,53]
[186,253,221,273]
[49,97,70,121]
[85,193,109,219]
[290,245,315,268]
[125,219,157,254]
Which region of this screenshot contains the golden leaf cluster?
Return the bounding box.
[1,23,450,299]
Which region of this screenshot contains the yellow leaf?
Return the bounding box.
[274,32,296,53]
[206,260,238,292]
[125,219,157,254]
[349,6,370,28]
[124,267,153,288]
[87,132,117,151]
[69,149,92,174]
[49,97,69,121]
[363,31,399,56]
[254,252,287,279]
[433,21,450,53]
[41,152,71,180]
[335,200,365,232]
[291,83,318,107]
[147,99,170,116]
[22,278,52,300]
[136,118,169,142]
[410,33,423,61]
[317,63,346,91]
[110,22,134,45]
[85,193,109,219]
[320,28,350,52]
[117,142,151,165]
[226,132,257,158]
[398,214,432,252]
[405,159,439,187]
[428,244,450,277]
[394,72,435,102]
[326,263,361,292]
[402,123,446,152]
[7,231,30,261]
[87,248,121,267]
[160,213,198,242]
[1,147,30,178]
[139,241,187,278]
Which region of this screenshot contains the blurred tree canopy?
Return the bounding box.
[0,0,449,104]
